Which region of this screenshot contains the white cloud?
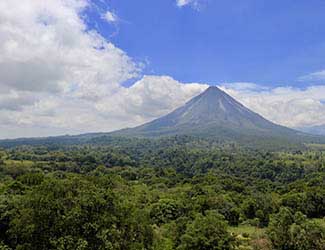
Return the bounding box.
[0,75,208,138]
[299,70,325,81]
[0,90,37,111]
[221,82,269,91]
[95,75,208,125]
[0,0,140,138]
[102,10,118,23]
[176,0,202,9]
[176,0,192,7]
[0,0,138,98]
[220,84,325,128]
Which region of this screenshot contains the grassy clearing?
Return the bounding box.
[306,143,325,150]
[229,225,266,239]
[229,225,270,250]
[4,159,35,167]
[229,218,325,238]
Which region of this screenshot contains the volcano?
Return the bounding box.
[0,86,322,148]
[112,86,304,141]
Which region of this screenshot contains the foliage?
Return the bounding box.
[178,211,235,250]
[267,207,325,250]
[1,138,325,249]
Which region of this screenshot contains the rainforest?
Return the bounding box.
[1,137,325,250]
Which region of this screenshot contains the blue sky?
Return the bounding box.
[85,0,325,88]
[1,0,325,138]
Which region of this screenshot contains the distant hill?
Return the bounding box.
[296,125,325,136]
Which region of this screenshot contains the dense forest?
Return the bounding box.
[1,136,325,249]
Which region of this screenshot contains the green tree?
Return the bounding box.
[267,207,325,250]
[178,211,235,250]
[150,199,184,225]
[7,177,153,250]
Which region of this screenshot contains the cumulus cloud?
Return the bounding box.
[0,91,37,111]
[220,84,325,128]
[0,75,208,138]
[0,0,138,98]
[95,75,208,124]
[0,0,140,138]
[0,0,208,140]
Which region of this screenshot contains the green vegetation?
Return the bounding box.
[1,137,325,249]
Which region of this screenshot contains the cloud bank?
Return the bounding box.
[0,0,325,138]
[220,84,325,128]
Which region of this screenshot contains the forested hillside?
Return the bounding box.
[1,137,325,249]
